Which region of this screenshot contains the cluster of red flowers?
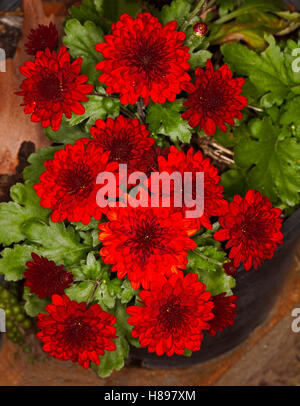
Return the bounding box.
[17,13,246,136]
[18,14,283,369]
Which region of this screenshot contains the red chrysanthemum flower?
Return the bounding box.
[99,207,197,289]
[209,293,238,337]
[96,12,191,105]
[90,115,155,174]
[24,253,73,298]
[157,146,227,230]
[127,272,214,356]
[223,261,237,276]
[37,294,117,369]
[214,190,283,270]
[17,46,93,131]
[138,145,170,177]
[34,139,118,224]
[25,22,58,55]
[181,59,248,135]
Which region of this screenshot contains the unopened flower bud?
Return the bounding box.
[193,22,208,37]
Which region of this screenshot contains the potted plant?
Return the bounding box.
[0,0,300,377]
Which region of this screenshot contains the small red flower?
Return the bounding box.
[90,115,155,174]
[209,293,238,337]
[25,22,58,55]
[214,190,283,270]
[127,272,214,356]
[223,261,237,276]
[34,139,118,224]
[181,59,248,135]
[138,146,170,177]
[17,46,93,131]
[96,12,191,105]
[157,146,227,230]
[37,294,117,369]
[24,253,73,299]
[99,207,197,289]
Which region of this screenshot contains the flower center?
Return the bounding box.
[64,318,91,345]
[122,217,169,264]
[123,37,170,83]
[158,296,188,333]
[107,131,134,162]
[240,209,269,242]
[58,162,94,197]
[198,79,226,114]
[37,73,63,101]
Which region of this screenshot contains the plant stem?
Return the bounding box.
[120,106,137,120]
[247,104,264,113]
[87,279,102,306]
[181,0,205,31]
[137,97,146,123]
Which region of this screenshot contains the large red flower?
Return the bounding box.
[25,22,58,55]
[17,46,93,131]
[127,272,214,356]
[209,293,238,337]
[90,115,155,174]
[214,190,283,270]
[37,294,117,369]
[34,139,118,224]
[96,12,191,105]
[181,59,248,135]
[99,207,197,289]
[24,253,73,299]
[157,146,227,230]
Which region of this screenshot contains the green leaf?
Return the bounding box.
[68,0,107,27]
[210,3,287,50]
[102,0,141,21]
[120,279,136,304]
[22,220,90,266]
[70,252,103,281]
[214,0,283,25]
[72,217,100,231]
[23,146,62,184]
[221,167,248,200]
[279,96,300,137]
[0,245,37,281]
[216,0,235,17]
[65,281,94,302]
[63,19,104,85]
[45,118,88,144]
[0,182,50,246]
[23,287,49,317]
[185,32,212,70]
[94,301,130,378]
[221,35,295,107]
[196,268,236,296]
[160,0,192,26]
[146,101,192,143]
[188,246,227,273]
[94,280,116,309]
[66,94,120,129]
[233,117,300,207]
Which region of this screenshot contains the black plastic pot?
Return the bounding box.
[130,207,300,368]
